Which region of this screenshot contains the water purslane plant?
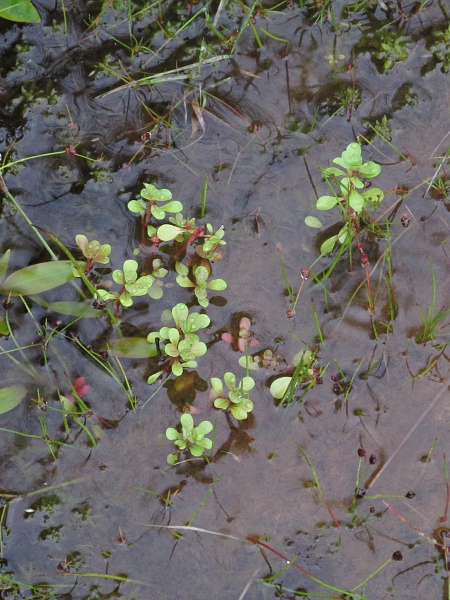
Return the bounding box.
[165,414,213,465]
[306,142,384,257]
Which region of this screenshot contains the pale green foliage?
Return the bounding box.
[269,349,315,401]
[196,224,226,261]
[166,413,213,465]
[75,235,111,264]
[175,262,227,307]
[147,303,210,378]
[210,372,255,420]
[306,142,384,256]
[97,259,153,307]
[127,183,183,221]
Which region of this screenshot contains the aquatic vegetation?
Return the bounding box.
[415,262,450,345]
[210,372,255,420]
[147,303,210,379]
[97,259,154,308]
[127,183,183,224]
[0,0,40,22]
[75,235,111,273]
[222,316,260,352]
[269,348,320,404]
[175,262,227,308]
[431,23,450,73]
[165,414,213,465]
[306,142,384,256]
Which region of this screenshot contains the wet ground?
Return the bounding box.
[1,1,450,598]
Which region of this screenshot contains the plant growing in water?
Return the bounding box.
[147,303,210,379]
[165,414,213,465]
[270,349,321,405]
[210,372,255,420]
[306,142,384,256]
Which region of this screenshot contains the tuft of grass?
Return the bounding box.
[415,260,450,344]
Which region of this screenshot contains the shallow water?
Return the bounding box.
[1,1,450,599]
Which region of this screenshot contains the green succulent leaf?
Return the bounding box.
[214,397,230,410]
[322,167,345,178]
[127,199,146,215]
[241,376,256,392]
[224,372,236,390]
[147,370,163,384]
[207,278,227,291]
[269,377,293,400]
[211,377,224,395]
[320,235,339,255]
[157,224,185,242]
[119,291,133,307]
[150,205,165,220]
[167,453,179,465]
[292,349,313,367]
[189,444,205,457]
[238,355,260,370]
[75,235,111,263]
[140,183,172,202]
[166,427,180,441]
[148,284,164,300]
[230,404,250,420]
[196,420,213,436]
[317,195,338,210]
[122,260,139,283]
[0,384,27,415]
[180,413,194,432]
[362,187,384,204]
[358,162,381,178]
[304,216,323,229]
[334,142,362,169]
[348,188,364,213]
[171,360,183,377]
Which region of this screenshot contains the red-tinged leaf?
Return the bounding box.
[0,384,27,415]
[0,261,76,296]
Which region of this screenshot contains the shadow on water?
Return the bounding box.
[1,0,450,598]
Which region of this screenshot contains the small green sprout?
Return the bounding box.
[166,414,213,465]
[147,303,210,378]
[75,235,111,272]
[210,372,255,420]
[147,258,168,300]
[128,183,183,223]
[306,142,384,255]
[97,259,153,307]
[196,224,226,261]
[175,262,227,307]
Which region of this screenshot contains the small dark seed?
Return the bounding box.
[2,299,13,311]
[358,448,366,457]
[405,490,415,499]
[392,551,403,561]
[369,453,377,464]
